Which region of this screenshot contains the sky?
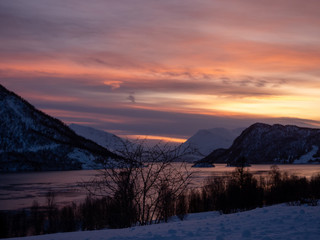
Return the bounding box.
[1,0,320,143]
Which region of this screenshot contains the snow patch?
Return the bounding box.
[67,148,96,169]
[8,144,61,153]
[28,144,60,152]
[295,145,319,164]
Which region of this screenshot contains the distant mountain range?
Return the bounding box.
[198,123,320,165]
[69,123,133,152]
[2,84,320,172]
[0,84,117,172]
[179,128,243,161]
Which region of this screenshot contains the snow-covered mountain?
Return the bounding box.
[69,124,132,152]
[0,84,117,172]
[179,128,243,161]
[200,123,320,165]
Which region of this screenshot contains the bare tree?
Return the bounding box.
[84,140,193,226]
[45,191,58,233]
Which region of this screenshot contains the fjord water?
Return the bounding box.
[1,164,320,211]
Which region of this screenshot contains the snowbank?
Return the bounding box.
[6,204,320,240]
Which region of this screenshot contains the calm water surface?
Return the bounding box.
[1,164,319,210]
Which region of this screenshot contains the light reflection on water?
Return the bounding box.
[0,164,319,211]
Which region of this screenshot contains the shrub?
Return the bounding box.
[265,167,310,205]
[157,182,175,223]
[59,203,77,232]
[175,193,188,220]
[80,196,109,230]
[30,200,45,235]
[188,189,203,213]
[201,176,226,212]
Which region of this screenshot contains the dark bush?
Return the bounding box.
[157,182,175,223]
[265,166,310,205]
[310,174,320,199]
[220,167,263,213]
[10,210,27,237]
[0,212,10,238]
[30,200,45,235]
[80,196,109,230]
[176,193,188,220]
[188,189,204,213]
[59,203,77,232]
[202,176,226,212]
[107,170,138,228]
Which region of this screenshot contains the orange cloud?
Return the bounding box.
[103,80,122,90]
[124,135,187,144]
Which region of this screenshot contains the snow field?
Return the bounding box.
[6,203,320,240]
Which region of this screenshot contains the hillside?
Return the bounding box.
[200,123,320,165]
[0,84,117,172]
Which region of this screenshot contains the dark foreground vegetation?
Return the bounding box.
[1,165,319,239]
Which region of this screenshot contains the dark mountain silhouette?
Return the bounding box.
[199,123,320,165]
[0,84,118,172]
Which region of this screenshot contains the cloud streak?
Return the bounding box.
[1,0,320,139]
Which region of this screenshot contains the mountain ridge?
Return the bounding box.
[199,122,320,165]
[0,84,118,172]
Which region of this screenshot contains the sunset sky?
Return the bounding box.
[1,0,320,142]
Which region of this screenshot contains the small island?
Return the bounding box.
[191,162,215,168]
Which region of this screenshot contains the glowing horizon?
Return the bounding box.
[121,135,188,144]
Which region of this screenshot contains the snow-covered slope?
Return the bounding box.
[5,204,320,240]
[0,84,117,172]
[201,123,320,165]
[69,124,132,152]
[180,128,243,161]
[295,145,319,164]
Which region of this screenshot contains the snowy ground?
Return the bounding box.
[6,204,320,240]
